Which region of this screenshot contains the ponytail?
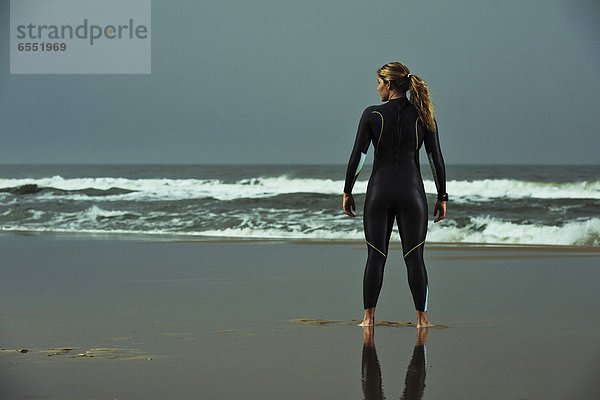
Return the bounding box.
[377,62,437,132]
[407,74,436,132]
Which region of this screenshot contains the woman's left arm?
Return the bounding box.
[424,119,448,222]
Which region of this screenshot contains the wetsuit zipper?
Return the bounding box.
[393,104,401,170]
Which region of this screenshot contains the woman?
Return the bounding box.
[343,61,448,328]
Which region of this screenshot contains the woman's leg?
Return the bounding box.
[397,188,433,327]
[360,188,395,326]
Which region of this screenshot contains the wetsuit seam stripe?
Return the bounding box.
[403,239,425,258]
[366,240,387,257]
[371,111,384,154]
[415,117,420,150]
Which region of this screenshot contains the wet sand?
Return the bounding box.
[1,235,599,399]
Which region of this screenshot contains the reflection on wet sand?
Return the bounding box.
[361,327,429,400]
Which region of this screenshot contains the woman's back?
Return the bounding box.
[344,97,444,195]
[361,97,425,187]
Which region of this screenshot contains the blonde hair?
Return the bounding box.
[377,61,437,132]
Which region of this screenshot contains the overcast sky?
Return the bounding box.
[0,0,598,164]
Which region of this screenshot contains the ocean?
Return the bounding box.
[0,164,598,246]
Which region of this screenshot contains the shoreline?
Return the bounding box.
[1,230,598,252]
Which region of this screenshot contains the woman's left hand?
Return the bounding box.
[433,201,446,223]
[343,193,356,217]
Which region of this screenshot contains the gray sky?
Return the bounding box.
[1,0,598,164]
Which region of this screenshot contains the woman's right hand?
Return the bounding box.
[433,201,446,223]
[343,193,356,217]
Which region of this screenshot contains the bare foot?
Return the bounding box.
[416,310,434,328]
[358,307,376,327]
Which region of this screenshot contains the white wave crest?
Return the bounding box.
[444,179,600,201]
[2,214,597,246]
[427,216,600,246]
[0,175,598,201]
[0,175,346,201]
[81,205,133,219]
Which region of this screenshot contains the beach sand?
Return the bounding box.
[1,235,599,399]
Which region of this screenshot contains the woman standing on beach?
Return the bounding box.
[343,61,448,328]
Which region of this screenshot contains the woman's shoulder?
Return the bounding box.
[361,104,377,112]
[364,102,386,112]
[357,104,379,122]
[360,103,385,118]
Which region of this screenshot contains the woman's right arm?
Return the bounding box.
[343,107,372,217]
[343,107,372,195]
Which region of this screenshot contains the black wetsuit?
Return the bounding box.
[344,97,447,311]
